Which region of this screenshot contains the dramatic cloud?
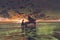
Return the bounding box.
[0,0,60,18]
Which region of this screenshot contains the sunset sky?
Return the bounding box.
[0,0,60,18]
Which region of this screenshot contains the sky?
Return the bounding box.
[0,0,60,17]
[0,0,60,10]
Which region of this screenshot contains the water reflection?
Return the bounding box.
[0,22,60,40]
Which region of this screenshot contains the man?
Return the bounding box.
[21,19,25,33]
[26,16,36,40]
[21,16,36,40]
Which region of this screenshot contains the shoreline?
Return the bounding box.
[0,20,60,23]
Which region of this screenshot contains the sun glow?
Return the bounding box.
[0,12,28,23]
[0,17,28,23]
[0,17,60,23]
[17,18,28,23]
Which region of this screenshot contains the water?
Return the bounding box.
[0,22,60,40]
[36,22,60,40]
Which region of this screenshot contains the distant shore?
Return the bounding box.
[0,20,60,23]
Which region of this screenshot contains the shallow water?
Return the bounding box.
[0,22,60,40]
